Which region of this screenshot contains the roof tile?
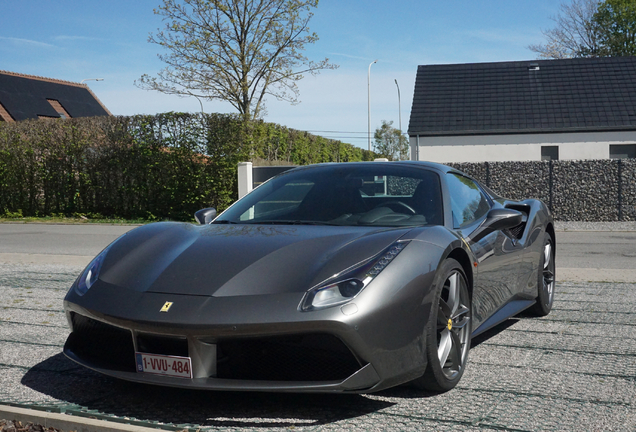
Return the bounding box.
[408,57,636,136]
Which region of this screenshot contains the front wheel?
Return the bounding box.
[412,258,472,392]
[529,234,555,316]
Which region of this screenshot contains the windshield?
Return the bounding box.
[215,164,443,227]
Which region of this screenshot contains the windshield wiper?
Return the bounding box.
[211,220,238,224]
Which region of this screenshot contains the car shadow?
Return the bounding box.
[374,318,521,400]
[471,317,520,348]
[22,353,395,429]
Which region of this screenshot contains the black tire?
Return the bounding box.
[529,233,555,316]
[412,258,472,392]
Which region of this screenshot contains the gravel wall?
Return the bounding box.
[450,159,635,222]
[623,159,636,221]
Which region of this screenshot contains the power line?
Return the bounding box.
[304,130,369,135]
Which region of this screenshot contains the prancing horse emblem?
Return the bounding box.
[160,301,173,312]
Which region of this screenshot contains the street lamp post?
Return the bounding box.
[394,79,402,133]
[80,78,104,84]
[368,60,377,152]
[186,92,205,116]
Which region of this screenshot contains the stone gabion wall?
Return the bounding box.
[622,159,636,221]
[449,159,635,222]
[552,160,618,221]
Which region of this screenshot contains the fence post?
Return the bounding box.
[549,160,553,213]
[618,159,623,222]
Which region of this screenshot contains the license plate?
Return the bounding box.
[135,352,192,378]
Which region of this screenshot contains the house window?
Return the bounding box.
[46,99,71,119]
[541,146,559,161]
[610,144,636,159]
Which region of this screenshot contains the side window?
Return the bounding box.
[446,173,490,228]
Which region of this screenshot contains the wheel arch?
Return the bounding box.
[446,248,473,297]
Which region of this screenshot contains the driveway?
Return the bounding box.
[1,222,635,431]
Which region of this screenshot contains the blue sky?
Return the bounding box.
[1,0,558,148]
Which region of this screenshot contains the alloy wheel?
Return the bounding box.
[543,241,555,306]
[436,271,471,380]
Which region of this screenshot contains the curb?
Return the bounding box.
[0,405,177,432]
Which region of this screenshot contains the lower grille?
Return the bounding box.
[66,313,136,372]
[137,333,188,357]
[216,334,362,381]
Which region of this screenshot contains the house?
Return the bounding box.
[408,57,636,162]
[0,70,111,122]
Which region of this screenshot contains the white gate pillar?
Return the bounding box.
[237,162,253,199]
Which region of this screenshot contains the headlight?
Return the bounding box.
[301,241,409,311]
[75,250,107,296]
[303,279,364,310]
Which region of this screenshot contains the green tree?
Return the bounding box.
[136,0,337,120]
[530,0,636,58]
[591,0,636,55]
[373,120,409,161]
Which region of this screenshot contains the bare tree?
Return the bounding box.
[529,0,602,58]
[136,0,337,120]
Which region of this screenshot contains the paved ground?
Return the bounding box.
[1,259,635,431]
[1,222,635,430]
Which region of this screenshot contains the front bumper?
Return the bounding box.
[63,308,382,393]
[63,259,435,393]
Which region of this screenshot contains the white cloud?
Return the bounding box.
[54,35,106,42]
[0,36,55,49]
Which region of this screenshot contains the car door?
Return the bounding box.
[445,173,526,327]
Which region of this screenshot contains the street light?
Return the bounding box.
[80,78,104,84]
[368,60,377,151]
[394,79,402,133]
[186,91,205,116]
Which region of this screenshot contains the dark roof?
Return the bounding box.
[0,70,111,121]
[408,57,636,136]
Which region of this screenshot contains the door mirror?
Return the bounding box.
[194,207,217,225]
[468,208,523,243]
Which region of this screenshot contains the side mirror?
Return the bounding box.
[194,207,217,225]
[467,208,523,243]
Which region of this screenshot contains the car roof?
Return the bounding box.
[287,160,460,175]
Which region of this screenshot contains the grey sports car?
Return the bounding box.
[63,161,555,393]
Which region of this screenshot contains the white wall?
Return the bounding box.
[410,131,636,162]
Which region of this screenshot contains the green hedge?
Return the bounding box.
[0,113,375,220]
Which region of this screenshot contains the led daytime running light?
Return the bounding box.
[365,242,408,278]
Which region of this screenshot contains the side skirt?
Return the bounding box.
[471,299,535,338]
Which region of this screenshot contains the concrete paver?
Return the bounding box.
[1,262,635,431]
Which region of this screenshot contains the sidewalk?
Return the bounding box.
[556,221,636,231]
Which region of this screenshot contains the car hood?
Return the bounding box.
[98,222,411,297]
